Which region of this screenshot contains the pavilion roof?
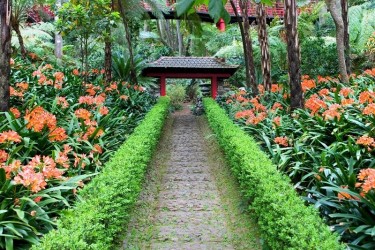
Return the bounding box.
[143,57,239,76]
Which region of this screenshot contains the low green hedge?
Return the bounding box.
[203,98,343,250]
[33,97,170,250]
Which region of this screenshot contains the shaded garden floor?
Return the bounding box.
[121,104,262,249]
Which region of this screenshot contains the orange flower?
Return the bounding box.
[357,168,375,195]
[341,98,354,106]
[272,102,283,111]
[322,104,341,121]
[49,127,68,142]
[318,88,330,97]
[337,185,357,200]
[339,87,354,97]
[38,74,47,84]
[235,109,254,119]
[120,95,128,101]
[271,84,281,93]
[0,130,22,144]
[356,135,375,150]
[359,91,374,104]
[363,103,375,115]
[57,97,69,108]
[273,116,281,126]
[99,106,109,115]
[305,95,327,115]
[92,144,103,154]
[10,58,14,65]
[16,82,29,91]
[86,88,96,96]
[0,150,8,163]
[73,69,80,76]
[274,136,289,147]
[43,64,53,70]
[246,112,267,125]
[14,167,47,193]
[258,84,265,94]
[54,72,64,83]
[75,108,91,120]
[10,107,21,118]
[25,107,57,132]
[301,79,316,92]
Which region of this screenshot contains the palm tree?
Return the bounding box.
[284,0,303,109]
[117,0,165,85]
[256,2,271,91]
[0,0,12,112]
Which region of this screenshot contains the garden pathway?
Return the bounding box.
[122,104,262,250]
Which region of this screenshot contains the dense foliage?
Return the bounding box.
[33,97,170,250]
[218,69,375,249]
[0,58,155,249]
[203,98,342,249]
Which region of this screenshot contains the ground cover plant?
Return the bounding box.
[0,57,155,249]
[217,69,375,249]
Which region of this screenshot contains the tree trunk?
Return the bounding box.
[176,20,183,56]
[239,0,257,94]
[341,0,350,74]
[256,3,271,91]
[284,0,304,110]
[325,0,349,83]
[55,0,63,61]
[104,38,112,82]
[12,22,26,58]
[229,0,251,88]
[0,0,11,112]
[118,0,138,85]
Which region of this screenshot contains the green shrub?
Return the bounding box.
[167,83,186,110]
[32,97,170,250]
[203,98,343,250]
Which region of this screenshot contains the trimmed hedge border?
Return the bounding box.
[203,98,343,250]
[33,97,170,250]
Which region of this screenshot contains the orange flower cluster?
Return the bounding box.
[75,108,92,120]
[72,69,80,76]
[25,106,67,142]
[337,185,358,200]
[235,109,254,119]
[57,97,69,109]
[250,97,267,112]
[363,103,375,115]
[271,84,282,93]
[273,116,281,126]
[0,130,22,144]
[363,68,375,77]
[0,150,8,163]
[301,78,316,92]
[78,95,105,106]
[341,98,354,106]
[356,135,375,151]
[339,87,354,97]
[274,136,289,147]
[272,102,283,111]
[359,91,375,104]
[25,107,56,132]
[356,168,375,196]
[305,95,327,115]
[246,112,267,125]
[322,104,342,121]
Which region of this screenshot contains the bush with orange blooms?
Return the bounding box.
[218,69,375,248]
[0,59,156,248]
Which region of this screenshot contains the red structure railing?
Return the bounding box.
[144,0,318,18]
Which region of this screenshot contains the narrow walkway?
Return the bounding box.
[122,104,262,250]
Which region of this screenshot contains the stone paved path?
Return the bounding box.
[122,104,262,250]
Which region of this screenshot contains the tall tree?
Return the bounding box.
[0,0,12,112]
[284,0,303,109]
[256,2,271,91]
[325,0,349,83]
[11,0,32,58]
[55,0,63,61]
[341,0,350,74]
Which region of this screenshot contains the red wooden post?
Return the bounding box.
[216,18,226,32]
[160,76,166,96]
[211,76,218,99]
